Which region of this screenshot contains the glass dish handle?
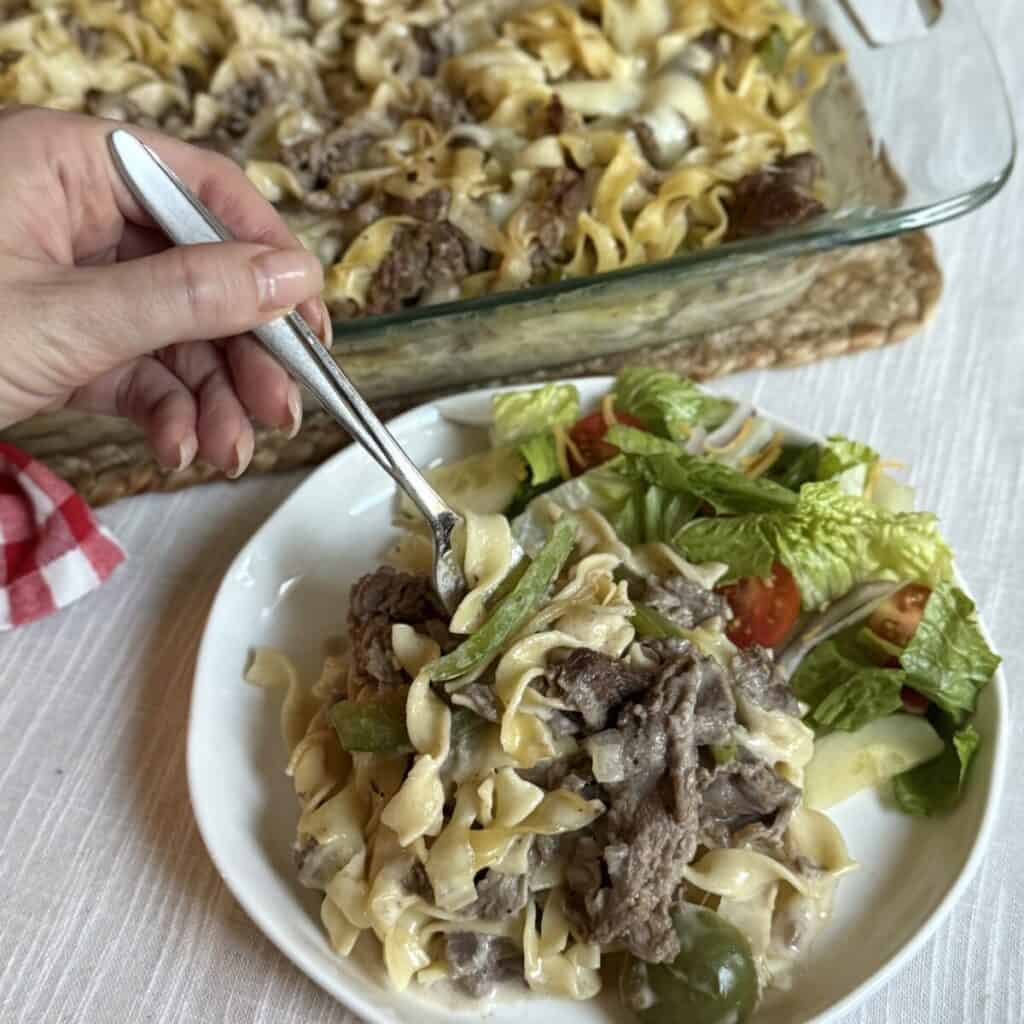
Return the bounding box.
[839,0,942,47]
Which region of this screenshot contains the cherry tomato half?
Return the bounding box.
[568,411,648,474]
[900,686,930,715]
[720,562,801,649]
[868,583,931,648]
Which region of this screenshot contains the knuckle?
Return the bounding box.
[114,362,148,423]
[170,248,236,332]
[177,249,208,326]
[195,363,230,404]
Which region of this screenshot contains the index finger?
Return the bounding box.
[106,119,330,337]
[99,118,303,254]
[64,110,329,338]
[17,107,329,339]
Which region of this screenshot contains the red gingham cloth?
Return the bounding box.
[0,442,124,630]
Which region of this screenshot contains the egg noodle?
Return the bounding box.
[0,0,841,315]
[248,506,854,1004]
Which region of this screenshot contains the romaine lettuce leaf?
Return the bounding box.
[610,483,699,547]
[812,670,906,732]
[518,433,561,488]
[613,368,734,438]
[648,453,799,515]
[602,424,681,457]
[898,583,1000,717]
[817,435,879,481]
[675,481,953,608]
[815,435,879,497]
[673,514,776,584]
[790,638,906,731]
[491,383,580,445]
[892,720,980,816]
[605,431,798,515]
[768,443,822,491]
[510,451,700,551]
[817,435,918,511]
[777,484,952,608]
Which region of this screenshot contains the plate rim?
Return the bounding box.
[187,375,1009,1024]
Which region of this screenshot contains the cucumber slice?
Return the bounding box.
[804,714,944,810]
[399,446,524,518]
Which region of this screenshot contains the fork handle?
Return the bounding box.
[106,128,453,527]
[255,314,452,523]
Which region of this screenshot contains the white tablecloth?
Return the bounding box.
[2,8,1022,1023]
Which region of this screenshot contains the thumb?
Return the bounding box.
[66,241,324,363]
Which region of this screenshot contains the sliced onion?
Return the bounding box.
[704,400,754,450]
[583,730,627,784]
[777,580,904,678]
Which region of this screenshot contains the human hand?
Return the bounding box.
[0,106,329,476]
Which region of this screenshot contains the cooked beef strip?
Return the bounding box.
[446,932,523,998]
[564,652,704,962]
[282,127,377,190]
[527,167,589,273]
[528,833,569,876]
[362,221,488,315]
[642,574,729,630]
[545,708,585,737]
[731,644,800,716]
[774,151,822,190]
[385,186,451,222]
[459,869,530,921]
[546,648,652,731]
[633,636,696,665]
[347,566,444,690]
[725,152,825,239]
[698,749,800,849]
[691,659,736,746]
[208,71,283,148]
[561,634,801,962]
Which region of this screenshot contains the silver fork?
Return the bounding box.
[107,129,467,614]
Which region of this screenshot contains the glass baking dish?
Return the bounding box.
[330,0,1014,402]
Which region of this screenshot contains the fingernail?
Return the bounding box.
[285,384,303,439]
[320,301,333,348]
[251,248,322,312]
[177,432,198,471]
[227,428,254,479]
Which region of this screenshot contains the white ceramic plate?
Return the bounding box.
[188,378,1007,1024]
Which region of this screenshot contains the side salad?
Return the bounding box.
[417,369,999,818]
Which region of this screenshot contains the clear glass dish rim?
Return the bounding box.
[330,7,1017,342]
